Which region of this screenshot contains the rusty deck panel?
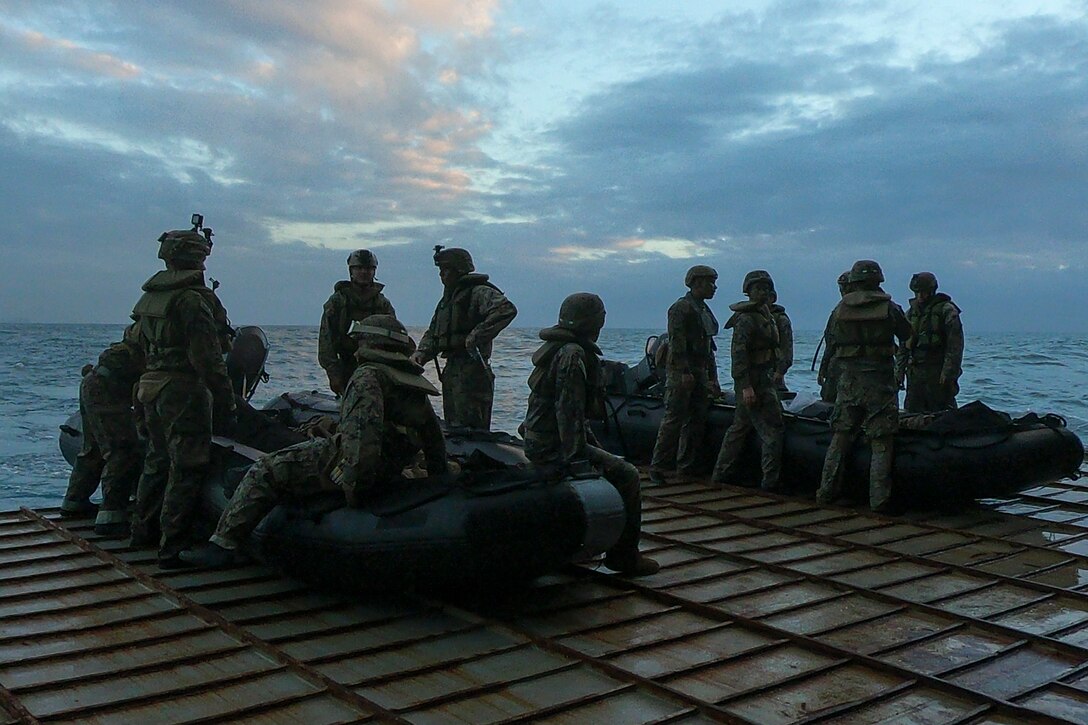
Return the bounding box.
[0,468,1085,724]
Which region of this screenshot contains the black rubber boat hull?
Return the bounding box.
[593,391,1085,508]
[60,391,628,591]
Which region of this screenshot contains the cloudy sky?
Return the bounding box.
[1,0,1085,332]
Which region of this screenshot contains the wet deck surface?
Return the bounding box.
[2,467,1088,724]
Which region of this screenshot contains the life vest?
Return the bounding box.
[906,293,959,364]
[831,290,898,360]
[726,301,779,366]
[131,270,211,374]
[429,274,501,353]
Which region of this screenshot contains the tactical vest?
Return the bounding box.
[907,294,956,364]
[727,302,779,366]
[429,275,499,353]
[131,271,210,374]
[332,282,389,361]
[528,329,605,421]
[832,292,897,360]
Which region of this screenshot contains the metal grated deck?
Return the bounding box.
[1,467,1087,724]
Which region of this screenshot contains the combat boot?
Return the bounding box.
[179,542,245,569]
[60,499,99,518]
[604,553,661,577]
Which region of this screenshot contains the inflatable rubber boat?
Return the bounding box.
[58,328,628,591]
[591,339,1084,509]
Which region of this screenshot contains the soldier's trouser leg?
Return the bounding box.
[211,439,332,549]
[868,437,894,511]
[92,407,141,526]
[132,403,170,544]
[650,379,694,473]
[156,383,213,559]
[711,398,753,484]
[817,431,854,503]
[62,391,104,513]
[749,387,785,490]
[817,399,864,504]
[676,381,711,474]
[586,445,643,565]
[442,354,494,430]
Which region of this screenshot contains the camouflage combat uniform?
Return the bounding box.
[130,268,236,558]
[318,281,395,393]
[209,348,447,550]
[712,301,784,489]
[416,274,516,430]
[61,326,144,526]
[649,293,719,476]
[818,307,842,403]
[770,301,793,393]
[522,326,647,571]
[817,289,911,511]
[897,293,963,413]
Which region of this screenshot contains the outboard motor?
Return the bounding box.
[619,334,664,393]
[226,326,270,401]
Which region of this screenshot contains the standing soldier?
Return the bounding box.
[319,249,396,395]
[896,272,964,413]
[181,315,447,568]
[411,247,517,430]
[522,293,658,576]
[60,325,144,537]
[129,227,236,568]
[818,271,852,403]
[816,260,912,512]
[769,288,793,394]
[711,271,784,491]
[648,265,720,483]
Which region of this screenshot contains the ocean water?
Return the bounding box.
[1,323,1085,510]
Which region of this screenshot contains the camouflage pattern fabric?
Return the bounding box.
[818,307,841,403]
[650,370,712,475]
[439,354,495,430]
[712,378,784,490]
[771,303,793,391]
[210,361,446,549]
[417,278,516,430]
[130,269,234,558]
[897,293,963,413]
[131,380,213,556]
[712,305,783,490]
[817,287,911,511]
[211,438,334,549]
[523,332,644,565]
[318,281,396,393]
[651,294,718,475]
[62,368,141,523]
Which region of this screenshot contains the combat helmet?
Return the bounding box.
[848,260,884,286]
[157,230,212,267]
[684,264,718,287]
[742,269,774,294]
[909,271,938,293]
[350,314,414,356]
[433,246,474,272]
[557,292,606,335]
[347,249,377,268]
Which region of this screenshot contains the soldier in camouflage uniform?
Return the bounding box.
[896,272,964,413]
[711,271,784,491]
[129,229,237,568]
[61,324,145,537]
[649,265,720,483]
[181,315,447,568]
[411,247,516,430]
[523,293,659,577]
[816,260,912,512]
[818,271,852,403]
[318,249,396,395]
[769,288,793,394]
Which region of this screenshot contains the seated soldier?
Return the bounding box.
[181,315,447,567]
[522,293,659,576]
